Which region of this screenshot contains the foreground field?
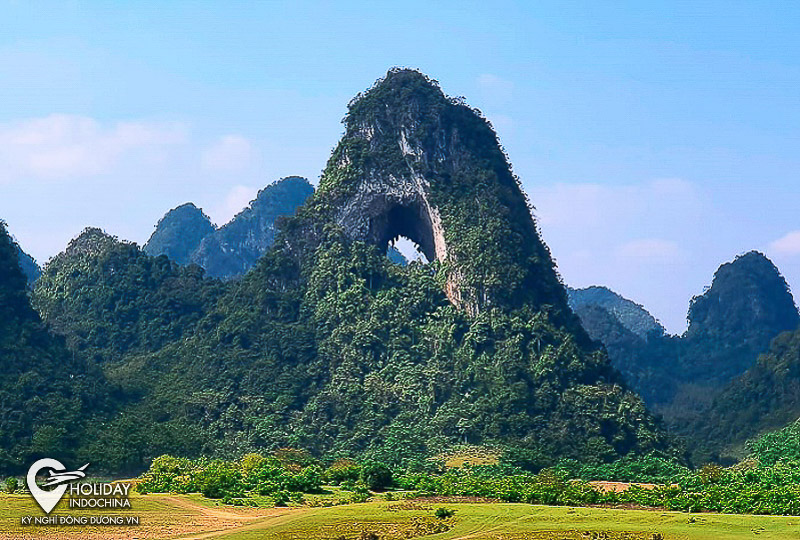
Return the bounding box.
[2,494,800,540]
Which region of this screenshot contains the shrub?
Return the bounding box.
[434,507,455,519]
[5,478,18,493]
[360,461,393,491]
[324,459,361,484]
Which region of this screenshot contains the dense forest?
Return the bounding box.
[4,69,800,480]
[11,69,672,475]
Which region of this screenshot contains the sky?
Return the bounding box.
[1,1,799,333]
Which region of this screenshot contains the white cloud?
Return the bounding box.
[207,184,258,226]
[201,135,254,172]
[0,114,186,181]
[769,230,800,256]
[476,74,514,107]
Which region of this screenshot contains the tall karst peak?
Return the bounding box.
[686,250,798,343]
[144,202,216,265]
[309,68,576,326]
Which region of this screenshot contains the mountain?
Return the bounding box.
[568,286,664,339]
[0,222,109,473]
[679,251,799,386]
[14,245,41,285]
[568,252,799,463]
[32,69,670,472]
[34,228,226,364]
[570,301,679,406]
[143,203,215,265]
[191,176,314,279]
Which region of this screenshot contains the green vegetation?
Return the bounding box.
[690,329,800,463]
[135,444,800,517]
[0,222,111,474]
[137,453,323,505]
[21,69,669,475]
[572,252,800,464]
[3,478,17,494]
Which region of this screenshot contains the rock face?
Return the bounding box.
[143,203,215,265]
[309,69,577,326]
[193,177,314,279]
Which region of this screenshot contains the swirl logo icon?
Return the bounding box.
[26,459,89,514]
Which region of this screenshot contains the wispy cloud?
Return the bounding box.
[0,114,187,182]
[769,230,800,256]
[201,135,254,173]
[207,184,258,226]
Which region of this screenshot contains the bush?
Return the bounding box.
[196,461,243,499]
[5,478,18,493]
[324,459,361,484]
[434,507,455,519]
[360,461,393,491]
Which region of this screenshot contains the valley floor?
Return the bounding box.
[2,493,800,540]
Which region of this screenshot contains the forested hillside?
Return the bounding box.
[0,223,109,473]
[29,69,671,473]
[570,251,800,463]
[686,327,800,463]
[34,228,226,364]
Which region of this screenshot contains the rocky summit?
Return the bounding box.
[297,69,581,334]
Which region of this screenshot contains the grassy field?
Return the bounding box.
[2,493,800,539]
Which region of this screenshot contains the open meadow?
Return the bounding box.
[2,494,800,540]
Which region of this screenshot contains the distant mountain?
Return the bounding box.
[144,177,314,280]
[680,251,799,386]
[571,251,798,409]
[143,203,215,265]
[14,245,41,285]
[191,177,314,279]
[568,286,664,339]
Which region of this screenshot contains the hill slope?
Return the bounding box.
[32,69,670,471]
[143,203,215,265]
[0,222,109,473]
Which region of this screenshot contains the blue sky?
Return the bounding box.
[1,1,799,332]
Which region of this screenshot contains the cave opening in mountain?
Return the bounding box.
[388,236,429,264]
[373,200,436,265]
